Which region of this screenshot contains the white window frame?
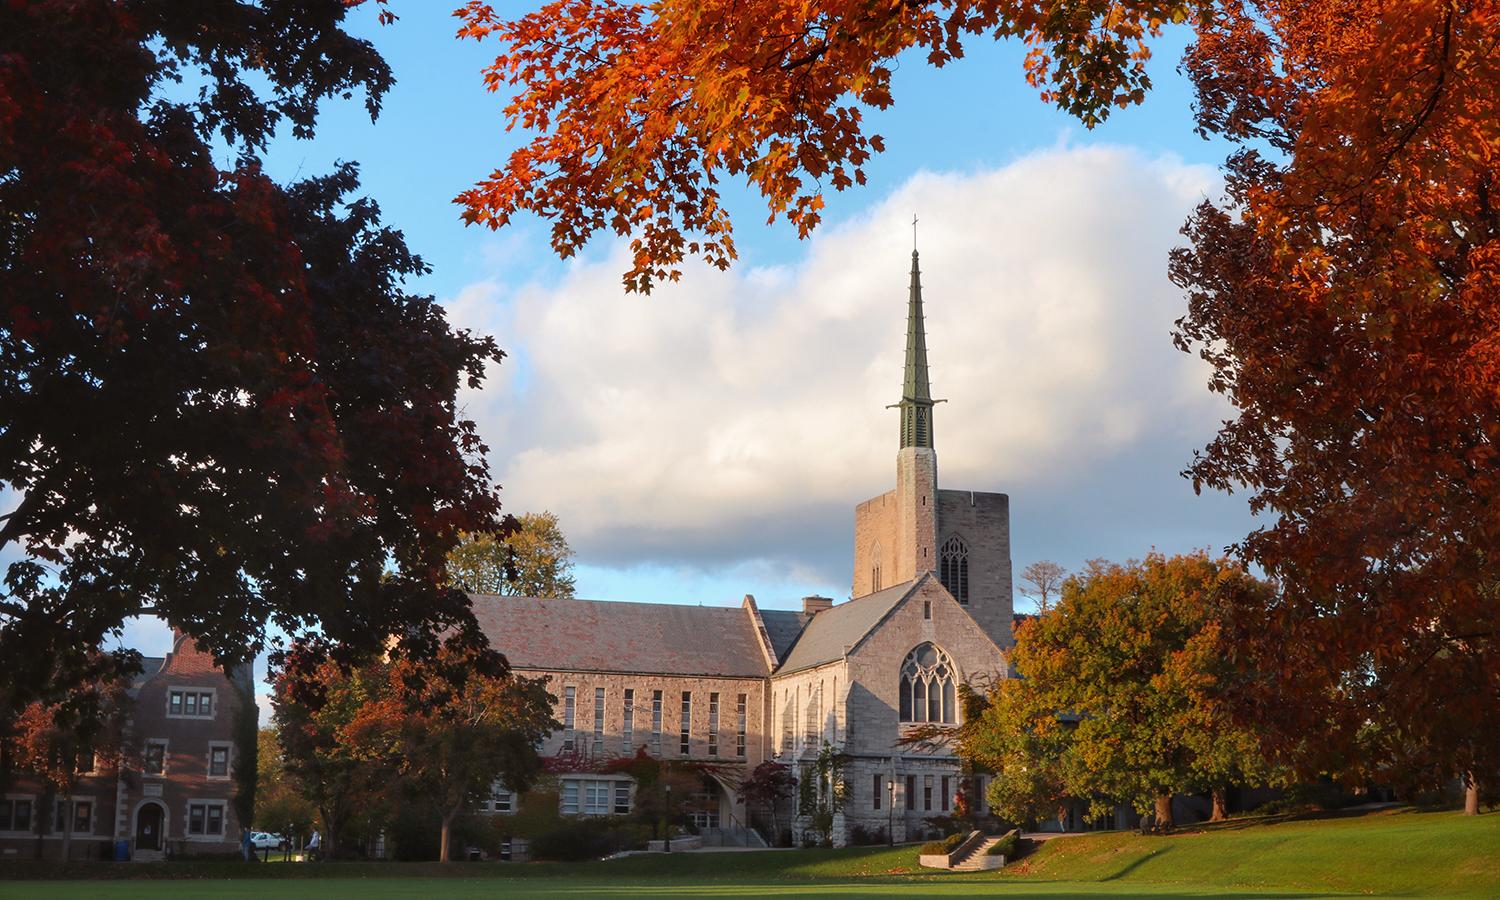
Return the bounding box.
[166,688,217,719]
[562,779,623,816]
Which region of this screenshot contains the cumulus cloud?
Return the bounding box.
[446,143,1257,592]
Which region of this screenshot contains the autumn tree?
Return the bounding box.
[349,647,556,862]
[451,0,1201,290]
[1019,560,1068,610]
[255,725,319,843]
[271,651,401,861]
[976,553,1278,831]
[1,0,506,737]
[1170,0,1500,809]
[737,761,797,844]
[448,511,579,598]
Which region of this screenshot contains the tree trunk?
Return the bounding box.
[440,808,459,862]
[1464,773,1480,816]
[1154,794,1175,834]
[1210,786,1228,822]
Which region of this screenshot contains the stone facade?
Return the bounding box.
[470,249,1017,847]
[1,632,252,861]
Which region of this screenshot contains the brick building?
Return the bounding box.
[473,251,1015,845]
[1,632,253,861]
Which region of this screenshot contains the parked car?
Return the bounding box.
[250,832,287,851]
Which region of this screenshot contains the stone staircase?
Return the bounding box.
[132,848,167,863]
[951,836,1008,871]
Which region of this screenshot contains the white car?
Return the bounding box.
[249,832,287,851]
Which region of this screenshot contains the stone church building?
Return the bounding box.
[472,251,1015,845]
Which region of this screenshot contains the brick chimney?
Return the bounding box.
[802,595,834,615]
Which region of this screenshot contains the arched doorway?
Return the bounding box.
[135,802,165,851]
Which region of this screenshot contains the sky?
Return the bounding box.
[111,6,1264,698]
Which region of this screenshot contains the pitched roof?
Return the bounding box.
[470,594,773,678]
[774,580,917,675]
[758,609,812,662]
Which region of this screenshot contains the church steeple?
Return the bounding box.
[891,250,942,447]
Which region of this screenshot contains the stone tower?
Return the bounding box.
[852,251,1015,649]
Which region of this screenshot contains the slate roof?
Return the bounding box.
[774,580,917,675]
[759,609,812,662]
[470,594,773,678]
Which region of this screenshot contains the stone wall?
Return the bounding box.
[936,489,1015,649]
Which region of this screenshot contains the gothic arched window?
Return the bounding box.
[871,541,883,593]
[939,535,969,604]
[899,643,958,724]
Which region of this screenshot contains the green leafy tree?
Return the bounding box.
[976,552,1279,832]
[448,511,578,598]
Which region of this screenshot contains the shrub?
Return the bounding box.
[987,833,1019,857]
[919,831,967,856]
[848,824,887,846]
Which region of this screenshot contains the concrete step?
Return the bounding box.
[952,837,1005,870]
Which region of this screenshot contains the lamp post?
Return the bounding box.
[664,783,672,853]
[887,774,895,846]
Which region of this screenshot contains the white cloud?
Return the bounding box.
[446,143,1255,594]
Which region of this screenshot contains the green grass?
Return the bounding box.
[1004,806,1500,897]
[0,806,1495,900]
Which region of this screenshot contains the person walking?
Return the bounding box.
[240,827,253,862]
[308,829,320,862]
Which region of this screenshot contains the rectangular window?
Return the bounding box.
[707,692,719,757]
[622,689,634,752]
[594,687,605,755]
[492,788,512,813]
[209,745,230,777]
[7,800,30,832]
[189,804,206,835]
[941,776,950,812]
[0,800,10,831]
[924,774,934,811]
[652,690,663,754]
[168,691,214,718]
[72,801,91,833]
[680,692,691,756]
[906,775,916,811]
[77,750,95,773]
[873,774,883,810]
[206,805,223,835]
[144,742,166,775]
[563,687,576,751]
[563,780,617,816]
[614,783,630,814]
[584,781,612,815]
[736,694,747,758]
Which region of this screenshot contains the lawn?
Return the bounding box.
[0,806,1494,900]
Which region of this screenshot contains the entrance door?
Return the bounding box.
[136,803,164,851]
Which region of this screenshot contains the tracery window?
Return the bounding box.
[939,535,969,604]
[899,643,958,723]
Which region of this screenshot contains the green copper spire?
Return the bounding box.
[889,250,943,448]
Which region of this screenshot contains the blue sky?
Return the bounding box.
[120,5,1262,692]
